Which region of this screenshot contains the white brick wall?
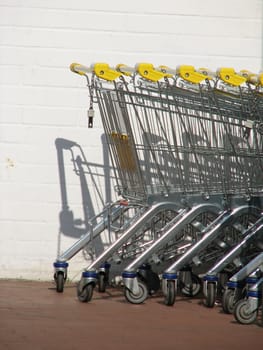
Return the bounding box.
[0,0,262,281]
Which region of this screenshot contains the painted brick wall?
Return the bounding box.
[0,0,262,281]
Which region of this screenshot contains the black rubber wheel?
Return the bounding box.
[234,299,258,325]
[180,274,201,297]
[56,272,64,293]
[204,283,216,308]
[124,281,148,304]
[77,284,94,303]
[144,270,160,295]
[164,280,176,306]
[98,273,106,293]
[222,289,235,314]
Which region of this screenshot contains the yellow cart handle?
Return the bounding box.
[70,62,92,75]
[70,62,122,81]
[177,65,211,84]
[157,65,211,83]
[239,70,263,86]
[135,63,167,82]
[217,68,247,86]
[116,64,134,76]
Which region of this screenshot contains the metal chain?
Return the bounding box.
[88,72,95,128]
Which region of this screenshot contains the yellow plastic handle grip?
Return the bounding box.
[70,62,122,81]
[116,64,134,76]
[217,68,247,86]
[136,63,167,82]
[70,62,92,75]
[92,63,122,81]
[239,70,263,86]
[198,68,216,78]
[156,66,174,78]
[177,65,210,84]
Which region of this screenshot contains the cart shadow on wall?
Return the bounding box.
[55,134,115,260]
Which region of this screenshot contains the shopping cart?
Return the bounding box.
[203,215,263,308]
[230,252,263,325]
[52,126,157,293]
[69,63,263,303]
[126,204,262,304]
[53,198,144,292]
[234,274,263,325]
[221,251,263,316]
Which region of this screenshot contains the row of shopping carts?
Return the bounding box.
[53,62,263,325]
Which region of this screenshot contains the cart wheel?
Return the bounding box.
[56,272,65,293]
[234,299,258,325]
[204,283,216,308]
[145,270,160,295]
[77,284,94,303]
[164,280,176,306]
[180,274,201,297]
[98,273,106,293]
[124,281,148,304]
[222,289,235,314]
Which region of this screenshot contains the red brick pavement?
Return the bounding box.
[0,280,262,350]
